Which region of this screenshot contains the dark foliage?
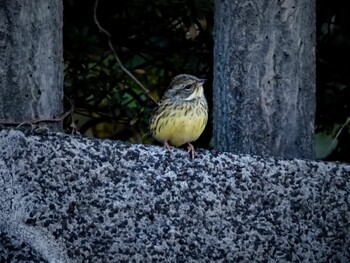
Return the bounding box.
[63,0,213,147]
[316,0,350,162]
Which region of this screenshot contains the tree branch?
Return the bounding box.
[0,99,75,128]
[93,0,158,105]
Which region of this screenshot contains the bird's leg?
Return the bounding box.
[164,141,174,156]
[164,141,174,150]
[187,142,197,159]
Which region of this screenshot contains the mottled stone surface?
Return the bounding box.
[0,129,349,263]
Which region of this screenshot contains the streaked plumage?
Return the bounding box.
[150,74,208,158]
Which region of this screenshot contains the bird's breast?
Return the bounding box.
[151,98,208,147]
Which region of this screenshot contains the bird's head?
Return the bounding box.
[163,74,206,102]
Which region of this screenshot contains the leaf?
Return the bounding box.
[198,18,207,30]
[315,132,338,159]
[186,22,200,40]
[134,69,146,75]
[189,23,197,40]
[130,118,138,126]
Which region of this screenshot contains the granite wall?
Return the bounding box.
[0,129,349,262]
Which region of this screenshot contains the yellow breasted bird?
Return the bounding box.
[150,74,208,159]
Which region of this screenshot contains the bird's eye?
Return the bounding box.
[183,84,192,91]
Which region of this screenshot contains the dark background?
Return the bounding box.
[63,0,350,162]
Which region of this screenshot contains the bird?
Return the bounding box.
[150,74,208,159]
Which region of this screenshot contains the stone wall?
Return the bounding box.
[0,129,349,262]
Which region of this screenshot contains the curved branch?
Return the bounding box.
[93,0,158,105]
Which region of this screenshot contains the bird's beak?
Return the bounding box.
[196,79,207,88]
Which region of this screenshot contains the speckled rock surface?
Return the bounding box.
[0,129,349,263]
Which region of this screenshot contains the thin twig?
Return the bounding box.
[0,98,75,127]
[326,117,350,153]
[93,0,158,105]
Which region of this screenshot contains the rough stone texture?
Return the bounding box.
[213,0,316,159]
[0,129,350,263]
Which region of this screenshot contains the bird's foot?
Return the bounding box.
[164,141,174,156]
[187,142,197,159]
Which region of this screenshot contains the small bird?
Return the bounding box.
[150,74,208,159]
